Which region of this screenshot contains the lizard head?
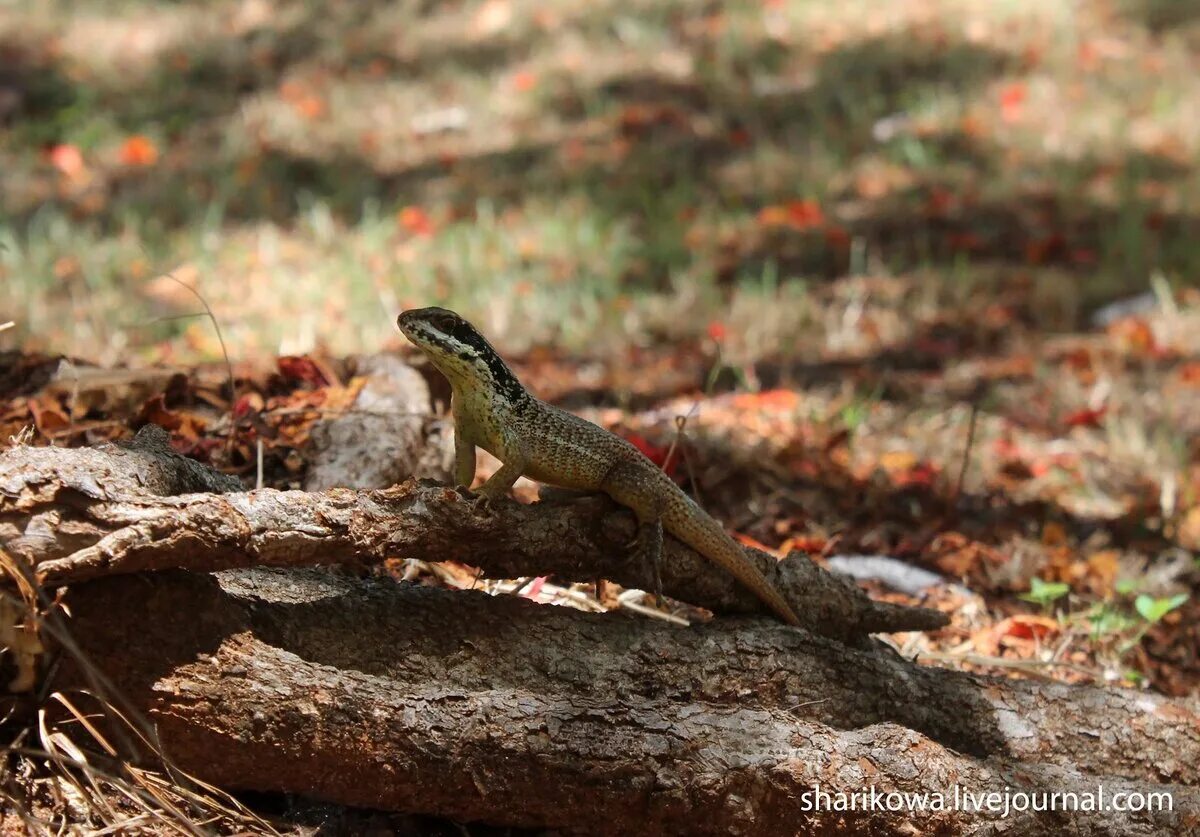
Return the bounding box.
[397,307,527,404]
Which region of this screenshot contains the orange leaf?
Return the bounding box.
[397,206,436,237]
[1041,521,1068,547]
[757,205,790,227]
[294,94,327,120]
[28,397,70,435]
[757,200,824,230]
[118,135,159,166]
[1107,317,1158,356]
[1063,405,1107,429]
[732,532,776,554]
[48,144,85,178]
[622,432,679,478]
[731,389,799,411]
[1177,361,1200,385]
[511,70,538,92]
[777,535,826,555]
[998,82,1026,123]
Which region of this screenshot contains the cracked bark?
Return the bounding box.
[56,569,1199,836]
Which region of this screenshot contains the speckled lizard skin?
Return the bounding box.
[396,306,801,626]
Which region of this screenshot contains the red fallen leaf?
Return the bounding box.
[1028,458,1053,478]
[277,356,330,387]
[622,432,679,478]
[913,336,960,357]
[784,199,824,228]
[728,127,751,147]
[925,186,955,216]
[233,392,264,418]
[1178,361,1200,385]
[823,224,851,251]
[998,82,1026,123]
[1024,233,1066,265]
[1063,405,1107,429]
[757,199,824,230]
[118,135,159,167]
[995,614,1059,642]
[893,461,940,488]
[171,434,223,461]
[1061,346,1093,371]
[397,206,435,237]
[947,231,984,252]
[521,576,548,600]
[47,144,85,178]
[993,436,1022,459]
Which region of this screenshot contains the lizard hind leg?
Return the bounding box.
[632,518,666,608]
[600,461,669,608]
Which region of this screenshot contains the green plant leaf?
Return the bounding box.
[1134,593,1188,624]
[1019,577,1070,605]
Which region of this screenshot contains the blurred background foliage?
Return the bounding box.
[1,0,1198,364]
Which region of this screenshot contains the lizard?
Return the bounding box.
[396,306,802,627]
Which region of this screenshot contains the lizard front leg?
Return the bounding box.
[454,429,477,489]
[473,450,528,512]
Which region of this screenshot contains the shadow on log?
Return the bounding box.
[56,568,1198,835]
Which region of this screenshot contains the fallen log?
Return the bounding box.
[3,427,1198,834]
[0,426,946,641]
[55,568,1198,835]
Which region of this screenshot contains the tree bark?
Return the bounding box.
[56,568,1198,836]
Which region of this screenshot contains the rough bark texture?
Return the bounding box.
[4,429,1199,834]
[0,427,946,641]
[303,354,453,491]
[58,569,1198,836]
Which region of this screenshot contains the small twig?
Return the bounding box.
[155,271,236,459]
[616,589,691,625]
[918,649,1102,681]
[0,321,14,332]
[952,396,981,503]
[663,406,703,504]
[255,439,264,491]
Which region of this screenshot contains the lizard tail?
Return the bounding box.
[662,497,802,627]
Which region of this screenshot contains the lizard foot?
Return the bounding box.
[628,520,665,608]
[470,488,510,516]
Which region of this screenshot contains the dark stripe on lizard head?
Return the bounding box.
[397,307,529,405]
